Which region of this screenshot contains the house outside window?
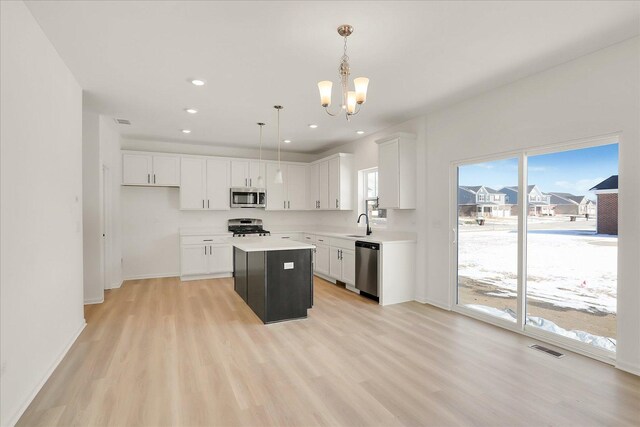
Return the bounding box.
[363,168,386,225]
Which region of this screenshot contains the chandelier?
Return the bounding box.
[317,25,369,121]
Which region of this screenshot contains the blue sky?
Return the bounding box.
[458,143,618,197]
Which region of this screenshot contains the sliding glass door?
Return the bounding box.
[456,158,519,322]
[525,144,618,352]
[454,140,619,356]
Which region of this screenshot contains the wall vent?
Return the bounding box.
[529,344,564,358]
[114,118,131,125]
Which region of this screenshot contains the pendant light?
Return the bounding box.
[256,122,265,188]
[274,105,284,184]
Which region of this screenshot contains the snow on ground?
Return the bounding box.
[458,218,617,314]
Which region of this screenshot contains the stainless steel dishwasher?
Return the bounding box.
[355,241,380,297]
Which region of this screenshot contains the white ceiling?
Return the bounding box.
[26,1,639,153]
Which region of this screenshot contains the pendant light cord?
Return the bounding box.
[277,108,281,168]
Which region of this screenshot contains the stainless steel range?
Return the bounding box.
[228,218,270,237]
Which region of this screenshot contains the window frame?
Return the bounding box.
[360,167,387,227]
[449,134,620,365]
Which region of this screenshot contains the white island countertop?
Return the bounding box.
[231,237,315,252]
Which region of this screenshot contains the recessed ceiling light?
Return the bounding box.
[181,129,192,134]
[185,108,198,114]
[356,130,365,134]
[190,79,205,86]
[308,124,318,129]
[283,139,291,143]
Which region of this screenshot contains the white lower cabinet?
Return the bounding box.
[180,235,233,280]
[314,243,330,276]
[341,249,356,285]
[329,247,355,285]
[307,235,355,286]
[181,245,208,276]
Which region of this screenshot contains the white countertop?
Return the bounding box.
[179,226,416,244]
[231,237,315,252]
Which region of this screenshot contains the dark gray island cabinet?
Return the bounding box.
[233,238,314,324]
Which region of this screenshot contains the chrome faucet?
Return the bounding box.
[357,213,372,236]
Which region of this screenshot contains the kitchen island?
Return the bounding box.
[232,237,315,324]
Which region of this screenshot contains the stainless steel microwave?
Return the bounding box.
[230,187,266,208]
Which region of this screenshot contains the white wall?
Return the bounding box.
[422,37,639,373]
[82,109,103,303]
[100,116,123,289]
[0,2,85,426]
[312,37,640,374]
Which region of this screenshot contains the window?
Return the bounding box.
[362,168,386,225]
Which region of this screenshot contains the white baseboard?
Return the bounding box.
[180,272,232,281]
[6,321,86,427]
[105,280,123,289]
[415,295,451,311]
[123,273,178,281]
[83,297,104,305]
[616,360,640,376]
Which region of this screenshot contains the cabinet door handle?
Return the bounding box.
[207,199,210,208]
[284,201,286,209]
[153,174,156,184]
[202,199,205,209]
[288,201,290,209]
[210,245,212,255]
[336,199,338,209]
[249,178,252,187]
[147,173,150,184]
[204,246,207,255]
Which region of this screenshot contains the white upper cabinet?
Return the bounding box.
[266,163,306,210]
[152,155,180,186]
[180,157,230,210]
[376,133,416,209]
[231,160,250,187]
[206,158,231,210]
[307,163,319,209]
[306,154,352,211]
[122,152,180,186]
[180,158,207,209]
[266,163,286,210]
[123,153,151,185]
[249,161,265,187]
[318,160,330,209]
[287,164,307,210]
[231,160,265,188]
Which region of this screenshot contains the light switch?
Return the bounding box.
[283,262,294,270]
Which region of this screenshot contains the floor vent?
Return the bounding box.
[530,344,564,358]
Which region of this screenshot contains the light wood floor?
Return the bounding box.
[18,276,640,427]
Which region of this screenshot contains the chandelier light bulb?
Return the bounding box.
[346,91,357,114]
[318,81,333,107]
[354,77,369,104]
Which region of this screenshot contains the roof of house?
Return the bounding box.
[546,193,578,205]
[459,186,505,195]
[590,175,618,191]
[503,185,536,193]
[545,192,587,205]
